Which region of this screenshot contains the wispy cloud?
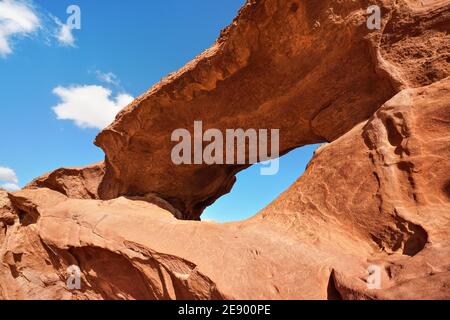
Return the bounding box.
[54,17,75,46]
[95,70,120,87]
[48,13,76,47]
[0,166,20,191]
[0,0,40,56]
[52,85,134,130]
[0,0,80,56]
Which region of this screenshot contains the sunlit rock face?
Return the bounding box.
[25,162,105,200]
[94,0,450,220]
[1,0,449,300]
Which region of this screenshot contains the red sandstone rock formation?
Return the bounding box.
[1,0,449,300]
[95,0,450,220]
[25,162,105,200]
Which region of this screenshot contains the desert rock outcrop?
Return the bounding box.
[1,0,449,300]
[95,0,450,220]
[25,162,105,200]
[1,79,448,300]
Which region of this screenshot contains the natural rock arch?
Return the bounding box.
[94,0,449,220]
[2,0,449,300]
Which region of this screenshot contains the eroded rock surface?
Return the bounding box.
[1,79,449,299]
[25,162,105,200]
[1,0,449,300]
[255,78,450,299]
[95,0,450,220]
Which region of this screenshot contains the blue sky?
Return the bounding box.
[0,0,317,221]
[202,146,318,222]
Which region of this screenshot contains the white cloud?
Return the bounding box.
[56,22,74,46]
[52,15,75,47]
[0,166,20,191]
[0,0,40,56]
[1,183,20,191]
[52,85,134,130]
[95,70,120,86]
[0,166,18,183]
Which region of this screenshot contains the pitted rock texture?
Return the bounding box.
[1,0,449,300]
[95,0,450,220]
[255,78,450,299]
[1,79,449,300]
[25,162,105,200]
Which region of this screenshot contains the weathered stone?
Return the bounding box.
[1,79,449,300]
[1,0,449,300]
[95,0,450,220]
[25,162,105,200]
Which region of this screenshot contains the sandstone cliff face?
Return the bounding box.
[255,78,450,299]
[95,0,450,220]
[1,0,449,300]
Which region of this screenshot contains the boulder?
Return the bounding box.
[25,162,105,200]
